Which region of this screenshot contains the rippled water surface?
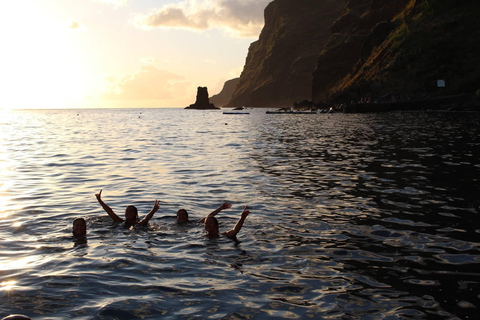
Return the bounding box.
[1,108,479,319]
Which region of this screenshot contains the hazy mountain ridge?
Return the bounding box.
[209,78,240,107]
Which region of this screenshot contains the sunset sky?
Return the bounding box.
[0,0,270,109]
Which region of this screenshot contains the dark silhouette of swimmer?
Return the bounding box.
[2,315,32,320]
[177,202,231,224]
[95,189,160,227]
[203,204,251,239]
[72,217,86,237]
[176,209,189,224]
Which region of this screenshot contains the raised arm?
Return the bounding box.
[198,202,232,223]
[223,206,251,238]
[138,200,160,226]
[95,189,123,222]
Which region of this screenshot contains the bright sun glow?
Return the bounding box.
[0,2,90,109]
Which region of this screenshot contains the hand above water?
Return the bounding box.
[221,202,232,210]
[152,199,160,212]
[241,205,251,218]
[95,189,103,202]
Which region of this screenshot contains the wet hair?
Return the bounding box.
[2,315,33,320]
[125,205,139,221]
[72,217,87,237]
[177,209,188,216]
[73,217,86,225]
[205,216,218,228]
[177,209,189,223]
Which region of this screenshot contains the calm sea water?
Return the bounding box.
[0,108,479,320]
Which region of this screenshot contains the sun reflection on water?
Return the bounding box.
[0,211,10,219]
[1,280,17,291]
[0,255,43,271]
[12,221,23,228]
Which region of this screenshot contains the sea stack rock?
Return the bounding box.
[185,87,219,109]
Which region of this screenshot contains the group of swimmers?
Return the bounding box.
[1,193,251,320]
[72,189,251,240]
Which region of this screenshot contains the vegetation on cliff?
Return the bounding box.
[311,0,412,102]
[326,0,480,103]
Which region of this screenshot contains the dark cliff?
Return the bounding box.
[225,0,479,109]
[323,0,480,103]
[312,0,410,101]
[228,0,345,108]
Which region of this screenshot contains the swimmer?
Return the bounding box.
[1,315,32,320]
[204,205,251,239]
[72,217,87,237]
[95,189,160,227]
[176,208,189,224]
[177,202,231,224]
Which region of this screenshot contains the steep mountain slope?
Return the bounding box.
[312,0,410,101]
[226,0,479,108]
[228,0,344,107]
[326,0,480,102]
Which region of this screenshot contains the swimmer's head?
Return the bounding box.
[204,217,219,237]
[125,205,139,224]
[177,209,189,224]
[72,218,86,237]
[2,315,32,320]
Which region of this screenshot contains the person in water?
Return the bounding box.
[203,204,251,239]
[176,202,232,224]
[95,189,160,227]
[72,217,87,237]
[1,315,32,320]
[176,208,189,224]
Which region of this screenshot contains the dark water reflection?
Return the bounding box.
[1,109,479,319]
[250,112,480,319]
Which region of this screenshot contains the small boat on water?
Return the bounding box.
[223,111,250,115]
[266,110,318,114]
[223,106,249,114]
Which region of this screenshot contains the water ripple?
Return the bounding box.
[0,109,479,319]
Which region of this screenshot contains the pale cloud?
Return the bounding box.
[141,56,157,64]
[204,59,217,64]
[103,65,188,100]
[133,0,270,38]
[93,0,127,7]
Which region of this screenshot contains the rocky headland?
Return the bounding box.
[216,0,480,111]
